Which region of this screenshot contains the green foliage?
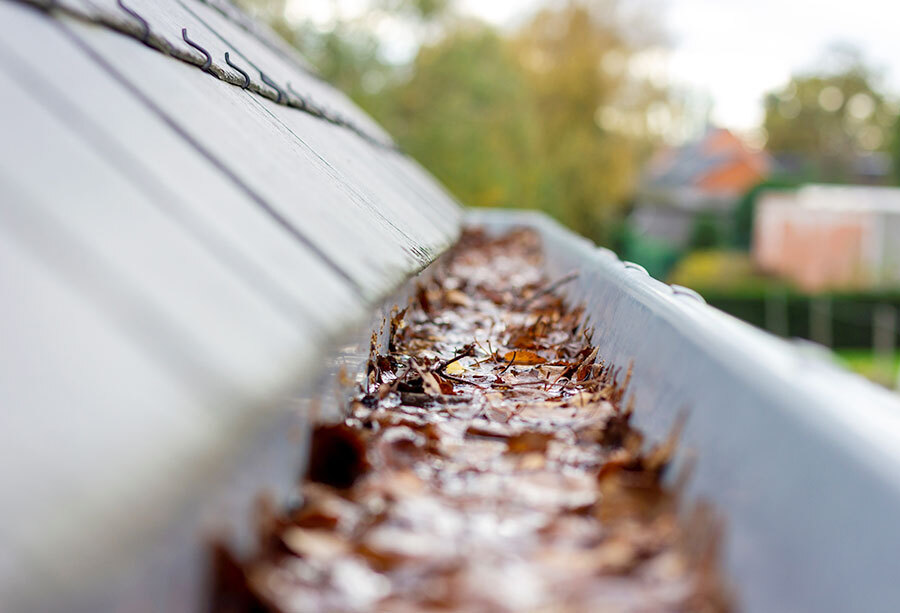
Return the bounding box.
[511,2,665,244]
[892,116,900,185]
[380,27,545,211]
[290,23,395,117]
[374,0,452,20]
[763,46,897,182]
[620,228,681,279]
[237,0,667,246]
[688,212,721,250]
[731,178,801,250]
[232,0,293,41]
[704,291,900,349]
[667,250,783,294]
[835,349,900,387]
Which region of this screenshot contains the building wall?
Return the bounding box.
[754,187,900,291]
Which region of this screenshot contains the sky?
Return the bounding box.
[653,0,900,131]
[292,0,900,134]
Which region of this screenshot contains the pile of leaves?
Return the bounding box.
[212,229,731,612]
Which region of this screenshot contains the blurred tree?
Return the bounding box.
[236,0,450,24]
[511,1,668,243]
[233,0,293,40]
[234,0,668,245]
[384,26,545,210]
[689,212,721,250]
[373,0,453,20]
[763,47,897,182]
[892,116,900,185]
[234,0,453,119]
[731,178,800,250]
[290,22,395,116]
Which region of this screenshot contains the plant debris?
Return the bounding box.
[212,228,732,612]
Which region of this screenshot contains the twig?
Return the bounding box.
[434,344,485,389]
[473,339,493,366]
[518,271,579,309]
[486,339,499,363]
[504,379,560,387]
[436,343,475,372]
[440,372,486,389]
[499,352,516,375]
[400,392,473,405]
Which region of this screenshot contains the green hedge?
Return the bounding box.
[702,290,900,348]
[620,229,682,280]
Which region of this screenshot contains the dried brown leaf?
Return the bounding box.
[502,350,546,365]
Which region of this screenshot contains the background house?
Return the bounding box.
[755,185,900,291]
[625,128,772,276]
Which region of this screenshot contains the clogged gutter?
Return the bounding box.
[214,229,731,612]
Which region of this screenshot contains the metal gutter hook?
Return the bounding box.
[182,28,213,74]
[224,52,250,89]
[259,71,284,104]
[117,0,151,45]
[285,83,308,110]
[287,84,326,119]
[623,261,650,276]
[670,284,707,304]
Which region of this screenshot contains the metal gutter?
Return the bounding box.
[472,208,900,613]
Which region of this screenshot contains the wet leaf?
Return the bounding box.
[506,431,553,454]
[502,350,546,365]
[282,527,349,560]
[306,423,369,489]
[221,229,731,613]
[444,289,472,307]
[420,369,443,396]
[443,360,467,375]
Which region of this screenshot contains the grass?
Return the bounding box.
[834,349,900,389]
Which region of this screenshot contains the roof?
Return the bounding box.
[0,0,460,608]
[641,128,771,205]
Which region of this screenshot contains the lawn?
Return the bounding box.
[834,350,900,389]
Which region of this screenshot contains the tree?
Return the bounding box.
[373,0,453,20]
[384,26,545,210]
[512,0,669,243]
[235,0,457,123]
[235,0,669,245]
[763,46,897,182]
[892,116,900,185]
[689,212,721,250]
[290,22,395,118]
[232,0,293,41]
[731,178,800,250]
